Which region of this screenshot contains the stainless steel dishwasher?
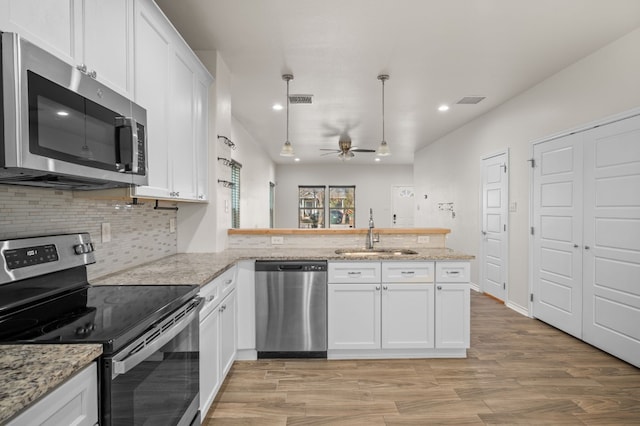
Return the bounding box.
[255,260,327,358]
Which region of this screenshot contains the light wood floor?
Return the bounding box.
[203,292,640,425]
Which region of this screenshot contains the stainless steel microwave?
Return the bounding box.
[0,32,148,190]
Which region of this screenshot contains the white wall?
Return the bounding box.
[177,51,231,252]
[275,164,413,228]
[231,116,276,228]
[414,27,640,312]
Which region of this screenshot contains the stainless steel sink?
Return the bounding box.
[335,248,418,256]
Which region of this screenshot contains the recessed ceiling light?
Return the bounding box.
[272,103,283,111]
[375,158,381,162]
[438,105,449,112]
[294,157,300,162]
[56,111,69,116]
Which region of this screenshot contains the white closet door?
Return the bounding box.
[583,114,640,368]
[532,134,583,338]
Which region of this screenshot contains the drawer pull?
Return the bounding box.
[224,279,233,285]
[400,271,415,275]
[347,271,362,276]
[446,271,460,275]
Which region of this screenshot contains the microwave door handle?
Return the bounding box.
[114,117,138,173]
[111,297,203,379]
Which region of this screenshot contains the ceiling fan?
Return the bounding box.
[320,137,375,160]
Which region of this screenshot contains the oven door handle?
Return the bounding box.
[111,297,203,379]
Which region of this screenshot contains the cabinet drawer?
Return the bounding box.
[217,265,237,299]
[328,262,381,283]
[435,262,470,283]
[382,262,435,283]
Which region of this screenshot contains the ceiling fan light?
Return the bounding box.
[280,140,295,157]
[377,140,391,156]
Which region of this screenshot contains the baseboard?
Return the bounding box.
[236,349,257,360]
[469,281,480,293]
[506,301,530,317]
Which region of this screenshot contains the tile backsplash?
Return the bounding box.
[0,185,177,280]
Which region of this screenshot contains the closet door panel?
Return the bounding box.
[583,114,640,368]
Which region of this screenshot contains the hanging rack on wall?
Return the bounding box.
[217,157,232,167]
[154,200,179,211]
[217,135,236,150]
[217,179,234,188]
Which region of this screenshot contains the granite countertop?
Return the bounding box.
[93,247,474,286]
[0,344,102,424]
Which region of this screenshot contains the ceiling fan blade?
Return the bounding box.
[320,152,339,156]
[319,149,341,151]
[352,149,376,153]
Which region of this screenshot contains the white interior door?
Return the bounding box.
[582,115,640,367]
[532,135,583,338]
[391,186,414,227]
[480,152,508,301]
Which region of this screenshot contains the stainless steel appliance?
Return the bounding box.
[255,260,327,358]
[0,233,201,426]
[0,32,148,189]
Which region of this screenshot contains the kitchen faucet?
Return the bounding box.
[366,208,380,249]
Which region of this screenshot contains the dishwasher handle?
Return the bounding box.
[278,264,304,271]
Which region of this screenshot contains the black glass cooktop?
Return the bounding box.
[0,284,199,354]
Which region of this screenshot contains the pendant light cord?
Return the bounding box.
[286,77,290,142]
[381,77,385,141]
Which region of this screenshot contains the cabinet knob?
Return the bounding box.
[585,245,590,250]
[375,286,380,291]
[88,70,97,79]
[573,244,579,248]
[382,285,388,290]
[437,286,442,290]
[76,64,87,73]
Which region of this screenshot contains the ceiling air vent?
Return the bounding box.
[456,96,486,105]
[289,94,313,104]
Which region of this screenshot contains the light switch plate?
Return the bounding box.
[101,222,111,243]
[509,202,517,212]
[271,236,284,245]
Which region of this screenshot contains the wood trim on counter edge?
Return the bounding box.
[227,228,451,235]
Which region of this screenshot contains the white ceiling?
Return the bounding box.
[155,0,640,165]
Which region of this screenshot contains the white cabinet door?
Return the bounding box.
[194,74,209,201]
[0,0,76,64]
[199,305,220,417]
[168,48,198,200]
[7,363,98,426]
[81,0,133,96]
[219,289,237,378]
[328,283,381,350]
[382,283,434,349]
[435,283,470,349]
[132,0,172,199]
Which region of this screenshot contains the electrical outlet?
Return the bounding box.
[101,223,111,243]
[169,218,176,233]
[417,235,430,243]
[271,236,284,245]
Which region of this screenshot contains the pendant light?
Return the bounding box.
[279,74,295,157]
[377,74,391,156]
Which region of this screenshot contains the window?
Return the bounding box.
[231,160,241,228]
[329,186,355,228]
[298,186,325,228]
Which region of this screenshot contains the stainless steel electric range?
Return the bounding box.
[0,233,202,426]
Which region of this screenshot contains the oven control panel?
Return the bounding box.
[0,233,95,285]
[3,244,59,270]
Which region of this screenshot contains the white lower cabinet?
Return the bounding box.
[7,363,98,426]
[328,260,469,358]
[199,266,237,417]
[435,283,470,348]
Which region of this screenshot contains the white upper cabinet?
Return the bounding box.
[132,0,212,202]
[0,0,134,97]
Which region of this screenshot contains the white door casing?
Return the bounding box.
[480,152,509,301]
[391,186,415,227]
[582,115,640,367]
[532,134,583,338]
